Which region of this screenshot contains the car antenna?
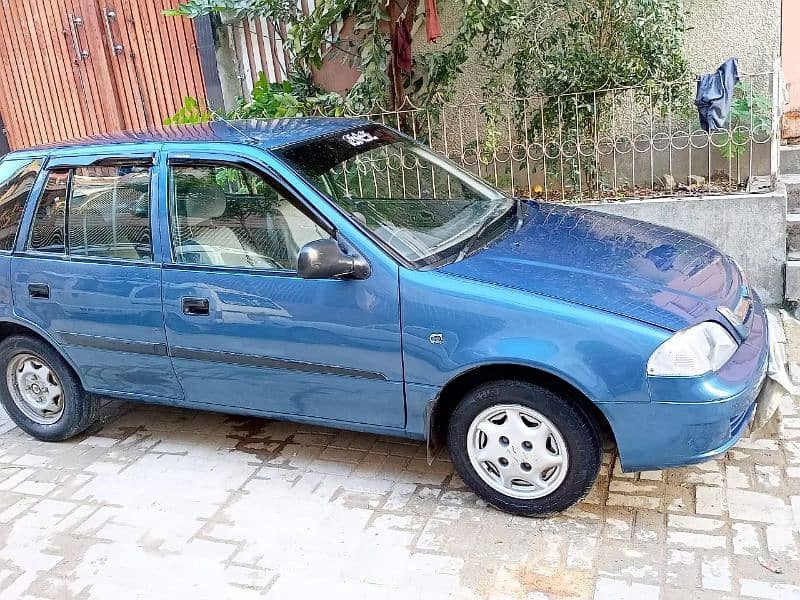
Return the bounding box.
[212,113,259,144]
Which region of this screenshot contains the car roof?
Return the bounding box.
[17,117,370,154]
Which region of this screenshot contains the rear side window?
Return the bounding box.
[0,158,40,251]
[29,170,68,253]
[28,163,153,260]
[69,165,152,260]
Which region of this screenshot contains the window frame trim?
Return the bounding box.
[164,152,336,275]
[23,158,158,264]
[67,164,154,263]
[47,152,156,170]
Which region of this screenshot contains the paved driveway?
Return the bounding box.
[0,390,798,600]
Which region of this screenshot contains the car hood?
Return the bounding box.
[439,202,742,331]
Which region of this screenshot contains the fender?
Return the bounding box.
[0,316,88,389]
[418,359,611,465]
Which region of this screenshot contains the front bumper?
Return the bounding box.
[600,293,770,472]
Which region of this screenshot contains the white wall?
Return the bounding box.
[683,0,781,74]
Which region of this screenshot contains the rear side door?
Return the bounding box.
[158,146,405,428]
[11,148,182,400]
[0,156,42,322]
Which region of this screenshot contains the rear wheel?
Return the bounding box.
[447,379,601,516]
[0,335,98,441]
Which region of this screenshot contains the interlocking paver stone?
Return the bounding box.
[0,395,797,600]
[1,311,800,598]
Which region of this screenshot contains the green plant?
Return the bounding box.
[164,73,346,124]
[163,96,213,125]
[718,82,771,160]
[166,0,690,201]
[417,0,687,99]
[407,0,690,199]
[466,0,687,197]
[233,75,319,118]
[165,0,391,112]
[166,0,688,129]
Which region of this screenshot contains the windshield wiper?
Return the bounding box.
[455,203,514,262]
[515,196,524,232]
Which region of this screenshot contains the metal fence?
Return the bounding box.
[343,66,781,203]
[220,7,781,203]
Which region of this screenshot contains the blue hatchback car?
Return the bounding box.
[0,119,769,515]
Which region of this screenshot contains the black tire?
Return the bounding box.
[447,379,601,516]
[0,335,98,441]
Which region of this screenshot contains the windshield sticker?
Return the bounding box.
[342,130,379,147]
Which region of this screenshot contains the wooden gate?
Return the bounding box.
[0,0,208,150]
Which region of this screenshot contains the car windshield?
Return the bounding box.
[274,125,514,267]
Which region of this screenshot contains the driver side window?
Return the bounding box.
[168,163,329,270]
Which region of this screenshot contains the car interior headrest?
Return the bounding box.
[176,180,227,220]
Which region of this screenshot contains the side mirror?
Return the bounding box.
[297,238,371,280]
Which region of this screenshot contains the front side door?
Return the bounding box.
[159,149,405,428]
[11,149,183,399]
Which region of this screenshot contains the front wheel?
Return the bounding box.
[447,380,602,516]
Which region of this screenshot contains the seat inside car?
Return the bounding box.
[174,181,300,269]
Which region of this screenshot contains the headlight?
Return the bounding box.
[729,256,748,290]
[647,322,738,377]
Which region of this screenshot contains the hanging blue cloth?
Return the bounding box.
[695,58,740,132]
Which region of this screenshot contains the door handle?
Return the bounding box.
[182,297,209,316]
[103,8,124,55]
[28,283,50,299]
[68,14,89,62]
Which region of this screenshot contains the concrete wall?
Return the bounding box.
[586,185,787,304]
[683,0,780,74]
